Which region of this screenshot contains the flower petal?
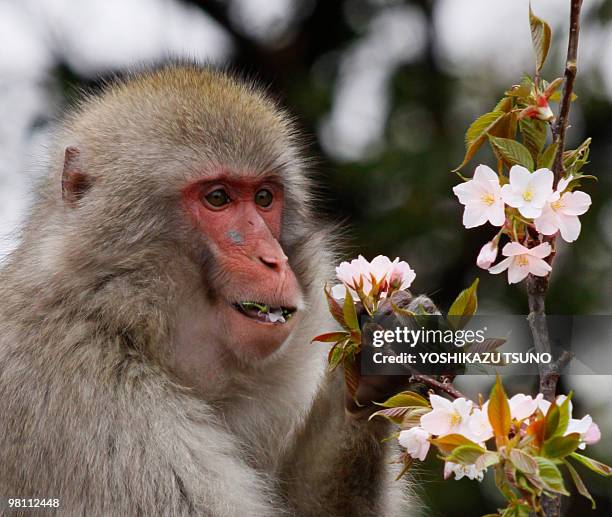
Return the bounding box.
[488,201,506,227]
[561,191,591,216]
[527,257,552,277]
[488,256,512,274]
[557,214,581,243]
[508,165,532,190]
[508,258,529,284]
[473,164,500,184]
[420,409,452,436]
[527,242,552,259]
[501,241,530,256]
[463,204,489,228]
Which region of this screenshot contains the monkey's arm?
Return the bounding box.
[280,370,411,517]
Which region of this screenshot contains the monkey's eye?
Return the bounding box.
[254,189,273,208]
[204,188,231,208]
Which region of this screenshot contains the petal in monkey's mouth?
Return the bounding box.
[233,301,297,324]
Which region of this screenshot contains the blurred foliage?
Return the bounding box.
[51,0,612,514]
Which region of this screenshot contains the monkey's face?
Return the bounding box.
[181,170,303,361]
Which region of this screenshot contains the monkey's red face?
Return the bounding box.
[182,173,302,360]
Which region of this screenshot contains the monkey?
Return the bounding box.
[0,64,430,516]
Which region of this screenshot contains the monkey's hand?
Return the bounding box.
[345,291,439,420]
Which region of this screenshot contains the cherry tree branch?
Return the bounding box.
[528,2,583,515]
[409,374,466,400]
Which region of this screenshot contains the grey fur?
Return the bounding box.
[0,65,416,516]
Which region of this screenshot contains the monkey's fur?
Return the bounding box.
[0,65,418,516]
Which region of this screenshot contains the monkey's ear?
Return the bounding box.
[62,146,92,207]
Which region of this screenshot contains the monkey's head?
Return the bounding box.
[32,65,330,389]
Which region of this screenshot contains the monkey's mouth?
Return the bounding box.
[233,301,297,324]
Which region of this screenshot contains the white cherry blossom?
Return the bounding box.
[488,242,552,284]
[453,165,505,228]
[534,175,592,243]
[398,427,431,461]
[420,395,473,436]
[501,166,553,218]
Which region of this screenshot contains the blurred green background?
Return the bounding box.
[0,0,610,514]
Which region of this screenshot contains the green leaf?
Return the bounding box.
[342,289,359,332]
[543,400,560,440]
[529,4,552,72]
[538,142,558,169]
[509,449,538,475]
[312,331,350,343]
[400,407,431,429]
[542,433,581,459]
[446,444,487,465]
[519,118,547,159]
[453,111,506,171]
[548,90,577,102]
[369,406,412,424]
[488,376,511,444]
[552,394,572,438]
[488,135,534,169]
[475,450,501,471]
[328,342,345,370]
[430,433,481,455]
[563,459,596,509]
[324,285,347,329]
[495,464,518,502]
[570,452,612,477]
[535,457,570,496]
[375,391,430,409]
[447,278,479,330]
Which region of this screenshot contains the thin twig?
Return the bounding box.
[409,374,466,399]
[551,0,583,183]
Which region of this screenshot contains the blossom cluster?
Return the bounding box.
[331,255,415,309]
[453,164,591,284]
[398,392,601,482]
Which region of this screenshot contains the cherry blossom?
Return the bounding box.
[534,175,592,243]
[466,407,494,443]
[444,461,486,482]
[453,165,505,228]
[398,427,431,461]
[420,395,473,436]
[520,94,554,121]
[508,393,540,421]
[501,166,553,218]
[488,242,552,284]
[476,239,499,270]
[332,255,415,300]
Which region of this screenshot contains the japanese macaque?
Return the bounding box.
[0,65,428,516]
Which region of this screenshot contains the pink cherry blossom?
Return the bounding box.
[420,395,473,436]
[476,239,499,270]
[388,259,416,290]
[534,176,592,243]
[584,422,601,445]
[398,427,431,461]
[453,165,505,228]
[333,255,415,299]
[488,242,552,284]
[501,166,554,218]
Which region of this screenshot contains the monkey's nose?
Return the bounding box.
[258,253,288,272]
